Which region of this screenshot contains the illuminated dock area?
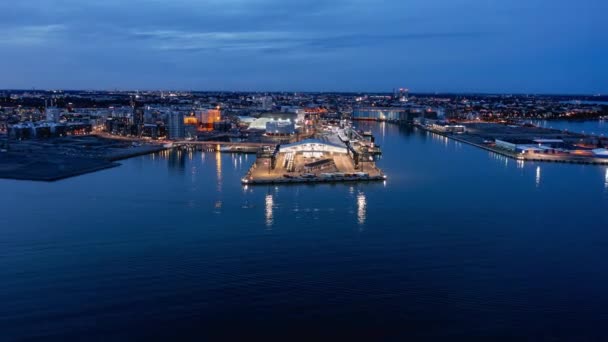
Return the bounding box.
[420,122,608,165]
[242,139,385,185]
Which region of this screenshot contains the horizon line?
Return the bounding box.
[0,88,605,97]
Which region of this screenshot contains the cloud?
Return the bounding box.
[130,30,302,52]
[127,29,486,55]
[0,0,604,92]
[0,24,66,46]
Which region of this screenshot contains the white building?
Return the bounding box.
[592,148,608,158]
[279,139,348,154]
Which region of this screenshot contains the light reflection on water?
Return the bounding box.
[357,192,367,226]
[4,122,608,340]
[215,150,222,192]
[532,119,608,137]
[265,194,274,228]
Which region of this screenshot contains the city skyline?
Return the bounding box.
[0,0,606,93]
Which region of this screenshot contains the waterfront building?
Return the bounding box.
[279,139,348,154]
[592,148,608,158]
[167,111,185,139]
[431,122,466,134]
[495,139,546,154]
[352,107,409,121]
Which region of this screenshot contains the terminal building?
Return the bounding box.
[269,139,350,174]
[279,139,348,155]
[243,136,385,184]
[431,122,466,133]
[592,148,608,158]
[495,138,566,154]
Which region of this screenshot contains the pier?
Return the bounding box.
[419,122,608,165]
[242,138,386,185]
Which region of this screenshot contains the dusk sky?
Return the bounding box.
[1,0,606,93]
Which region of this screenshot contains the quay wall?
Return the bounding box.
[418,125,608,166]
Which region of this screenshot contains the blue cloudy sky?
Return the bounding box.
[0,0,606,93]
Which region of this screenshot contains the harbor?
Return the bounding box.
[419,121,608,165]
[4,121,608,342]
[241,129,386,185]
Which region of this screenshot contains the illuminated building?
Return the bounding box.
[431,122,466,134]
[195,108,221,130]
[184,116,198,125]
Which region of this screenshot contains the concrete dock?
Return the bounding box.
[242,138,386,185]
[420,122,608,165]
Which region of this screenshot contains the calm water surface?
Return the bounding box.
[533,119,608,136]
[560,100,608,105]
[1,123,608,340]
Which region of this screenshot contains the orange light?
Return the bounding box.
[184,117,198,125]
